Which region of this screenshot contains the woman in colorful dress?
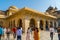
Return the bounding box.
[34,27,39,40]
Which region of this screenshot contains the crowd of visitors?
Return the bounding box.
[0,25,60,40]
[0,25,23,40]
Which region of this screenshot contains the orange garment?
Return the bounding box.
[34,29,39,40]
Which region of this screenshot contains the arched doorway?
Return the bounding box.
[40,20,44,30]
[18,19,22,27]
[30,19,35,30]
[29,18,39,40]
[45,21,49,30]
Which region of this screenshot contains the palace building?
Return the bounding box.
[0,6,58,40]
[46,6,60,27]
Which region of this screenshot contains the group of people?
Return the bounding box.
[0,25,22,40]
[26,26,60,40]
[0,25,60,40]
[26,26,39,40]
[0,25,39,40]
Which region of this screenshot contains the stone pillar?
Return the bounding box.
[22,19,25,33]
[56,21,58,27]
[52,21,54,27]
[25,19,30,34]
[37,20,40,40]
[43,20,46,30]
[22,18,30,40]
[48,20,50,28]
[15,19,18,27]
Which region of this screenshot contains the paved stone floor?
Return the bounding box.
[1,31,58,40]
[40,31,58,40]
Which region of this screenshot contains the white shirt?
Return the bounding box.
[4,28,7,34]
[50,28,54,32]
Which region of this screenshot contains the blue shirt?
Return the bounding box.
[0,27,4,35]
[16,29,22,36]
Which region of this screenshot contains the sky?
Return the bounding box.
[0,0,60,12]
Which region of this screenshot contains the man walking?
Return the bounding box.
[49,26,55,40]
[16,27,22,40]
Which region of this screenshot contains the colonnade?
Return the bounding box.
[8,18,58,40]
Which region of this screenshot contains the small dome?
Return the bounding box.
[9,6,18,10]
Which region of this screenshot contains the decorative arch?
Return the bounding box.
[30,18,36,27]
[29,18,36,30]
[18,19,22,27]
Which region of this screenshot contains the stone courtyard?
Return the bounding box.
[1,31,58,40]
[40,31,58,40]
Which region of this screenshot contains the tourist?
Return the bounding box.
[3,27,7,35]
[33,27,39,40]
[6,27,11,40]
[57,27,60,40]
[30,25,35,40]
[12,26,17,38]
[0,25,4,40]
[16,27,22,40]
[3,27,7,40]
[26,27,32,40]
[49,26,55,40]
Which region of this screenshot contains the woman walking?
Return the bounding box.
[34,27,39,40]
[26,27,32,40]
